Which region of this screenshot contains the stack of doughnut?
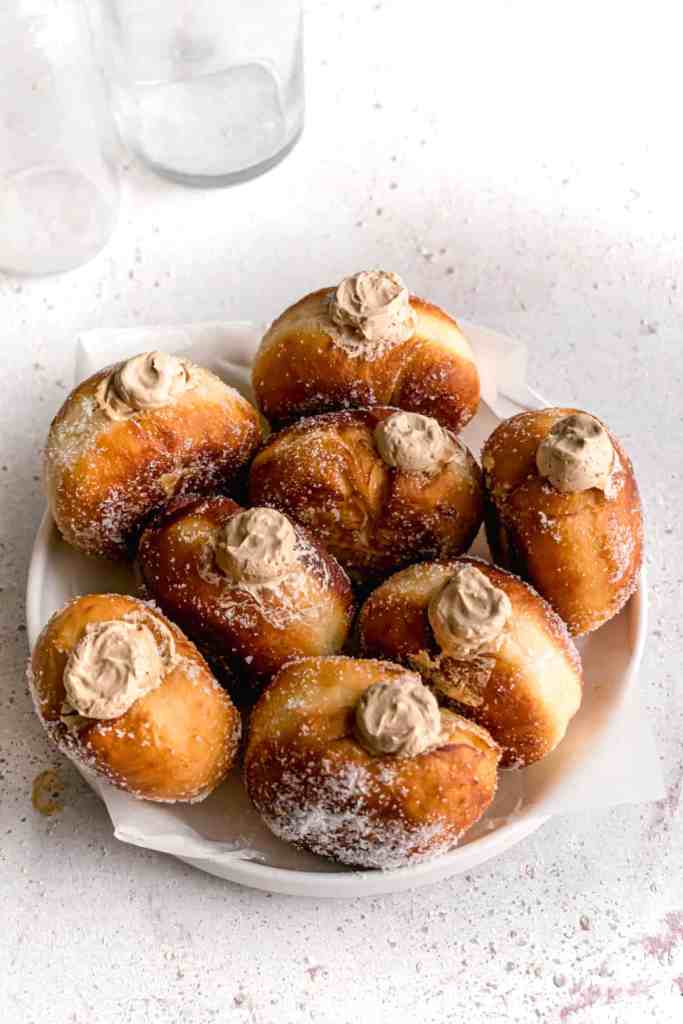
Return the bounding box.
[31,270,643,868]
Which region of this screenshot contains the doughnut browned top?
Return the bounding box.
[252,289,480,432]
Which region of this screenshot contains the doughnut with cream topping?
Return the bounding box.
[482,408,643,635]
[245,656,500,868]
[252,271,480,432]
[44,351,262,559]
[358,558,583,767]
[137,497,355,702]
[248,407,484,583]
[28,593,241,803]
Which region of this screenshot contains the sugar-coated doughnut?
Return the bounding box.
[482,408,643,635]
[252,270,480,432]
[44,350,262,559]
[28,593,241,803]
[137,497,355,702]
[245,656,500,869]
[248,407,483,583]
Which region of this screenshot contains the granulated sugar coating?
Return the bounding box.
[254,758,459,870]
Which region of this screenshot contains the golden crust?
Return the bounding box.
[245,656,500,869]
[482,408,644,635]
[248,407,484,582]
[44,359,263,560]
[28,593,241,803]
[252,289,480,432]
[358,558,583,767]
[137,497,355,702]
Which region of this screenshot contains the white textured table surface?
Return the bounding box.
[1,3,682,1022]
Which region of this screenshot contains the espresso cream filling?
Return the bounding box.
[536,412,614,493]
[96,351,195,420]
[428,565,512,660]
[327,270,417,358]
[215,508,301,586]
[354,673,442,758]
[374,411,462,474]
[63,615,176,720]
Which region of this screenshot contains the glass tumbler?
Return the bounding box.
[0,2,120,275]
[95,0,304,187]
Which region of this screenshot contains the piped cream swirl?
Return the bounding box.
[536,412,614,493]
[96,351,195,420]
[63,616,176,719]
[328,270,417,358]
[354,673,442,758]
[374,411,462,474]
[428,565,511,660]
[215,508,300,585]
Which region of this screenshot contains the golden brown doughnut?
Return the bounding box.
[245,656,500,869]
[28,593,241,803]
[358,558,583,767]
[248,407,484,583]
[482,407,643,635]
[45,350,262,559]
[252,272,480,432]
[137,497,355,702]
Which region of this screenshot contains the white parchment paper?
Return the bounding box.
[68,319,664,876]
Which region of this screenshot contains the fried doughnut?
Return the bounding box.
[137,497,354,702]
[44,350,262,559]
[248,407,484,583]
[482,408,643,635]
[245,656,500,869]
[358,558,583,767]
[28,593,241,803]
[252,270,480,432]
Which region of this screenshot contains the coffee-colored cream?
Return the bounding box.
[354,673,442,758]
[429,565,512,660]
[97,351,195,420]
[215,508,300,585]
[536,412,614,493]
[63,617,175,719]
[374,411,461,474]
[328,270,417,358]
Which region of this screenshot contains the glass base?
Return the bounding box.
[0,164,118,275]
[137,123,303,189]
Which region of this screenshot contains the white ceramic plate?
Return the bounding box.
[25,324,647,898]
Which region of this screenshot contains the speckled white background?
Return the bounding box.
[1,2,682,1021]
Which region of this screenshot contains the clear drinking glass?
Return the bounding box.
[0,2,120,275]
[95,0,304,187]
